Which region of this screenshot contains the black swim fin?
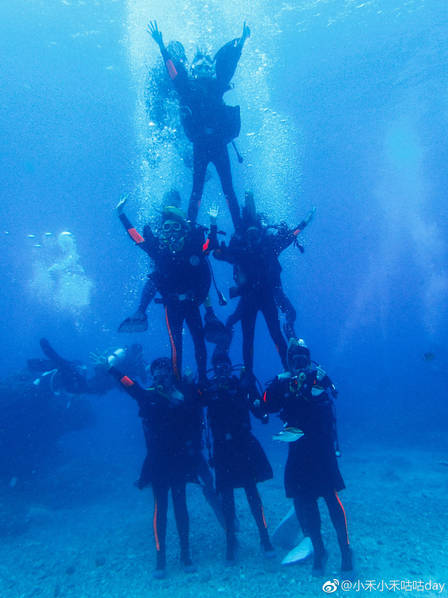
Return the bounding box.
[118,313,148,333]
[40,338,65,366]
[204,311,232,348]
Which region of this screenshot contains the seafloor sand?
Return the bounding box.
[1,446,447,598]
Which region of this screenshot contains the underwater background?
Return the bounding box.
[1,0,448,596]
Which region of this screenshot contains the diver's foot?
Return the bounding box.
[261,539,276,559]
[312,549,328,577]
[181,551,197,574]
[225,538,238,563]
[182,558,197,574]
[153,567,166,580]
[153,552,166,580]
[341,546,354,573]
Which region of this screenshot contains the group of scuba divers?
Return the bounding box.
[83,20,353,580]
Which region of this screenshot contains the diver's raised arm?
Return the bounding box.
[116,197,156,254]
[147,21,166,53]
[215,24,250,87]
[116,195,128,216]
[108,365,145,402]
[237,21,251,50]
[293,206,316,236]
[147,20,182,83]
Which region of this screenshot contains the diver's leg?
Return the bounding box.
[324,491,352,572]
[138,274,157,313]
[240,301,257,374]
[118,274,156,333]
[171,482,195,570]
[244,483,274,554]
[185,305,207,382]
[261,294,288,370]
[164,303,184,380]
[39,338,87,393]
[273,285,297,340]
[152,484,169,577]
[196,454,226,529]
[221,487,237,561]
[189,142,209,223]
[294,494,327,576]
[225,298,243,332]
[39,338,68,368]
[212,146,241,230]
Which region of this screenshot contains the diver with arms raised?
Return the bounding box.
[147,20,250,229]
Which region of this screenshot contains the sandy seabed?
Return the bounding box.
[0,446,447,598]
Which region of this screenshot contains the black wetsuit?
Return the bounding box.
[213,225,301,373]
[119,213,211,379]
[110,367,200,570]
[38,338,89,394]
[159,40,244,228]
[37,339,148,396]
[263,366,351,569]
[202,374,273,558]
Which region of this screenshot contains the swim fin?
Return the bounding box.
[282,537,314,565]
[118,313,148,333]
[272,507,300,549]
[204,311,230,346]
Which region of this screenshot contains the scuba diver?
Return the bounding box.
[108,355,200,578]
[1,361,94,480]
[34,338,90,395]
[30,339,147,396]
[148,20,251,229]
[262,339,353,577]
[116,194,211,381]
[201,349,274,562]
[211,192,315,376]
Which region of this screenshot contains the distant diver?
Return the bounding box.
[32,338,147,396]
[263,339,353,577]
[147,20,251,229]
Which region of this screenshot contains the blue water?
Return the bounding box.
[1,0,447,590]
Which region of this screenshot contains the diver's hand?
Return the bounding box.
[147,21,164,48]
[89,352,107,367]
[296,206,316,233]
[208,204,219,225]
[303,206,316,228]
[238,22,251,47]
[116,195,128,215]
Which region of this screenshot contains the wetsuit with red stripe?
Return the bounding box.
[158,39,244,229]
[109,367,200,570]
[263,368,351,570]
[119,212,211,379]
